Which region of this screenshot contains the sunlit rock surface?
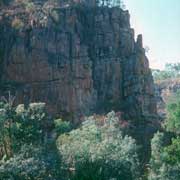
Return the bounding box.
[0,2,156,123]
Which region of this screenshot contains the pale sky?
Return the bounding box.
[123,0,180,69]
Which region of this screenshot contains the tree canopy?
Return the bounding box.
[152,63,180,81]
[148,91,180,180]
[57,111,140,180]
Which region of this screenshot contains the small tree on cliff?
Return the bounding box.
[99,0,123,7]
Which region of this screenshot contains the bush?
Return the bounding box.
[54,118,71,135]
[148,133,180,180]
[164,91,180,135]
[152,63,180,81]
[14,103,47,149]
[57,111,140,180]
[0,102,61,179]
[0,102,140,179]
[148,132,165,180]
[163,137,180,165]
[0,144,61,180]
[148,90,180,179]
[0,102,47,159]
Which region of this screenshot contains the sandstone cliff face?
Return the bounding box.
[0,3,156,122]
[155,78,180,118]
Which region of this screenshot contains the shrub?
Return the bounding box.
[57,111,140,180]
[14,103,47,147]
[164,91,180,135]
[0,102,47,159]
[148,90,180,180]
[148,133,180,180]
[0,102,61,179]
[163,137,180,165]
[0,144,61,180]
[152,63,180,81]
[54,118,71,135]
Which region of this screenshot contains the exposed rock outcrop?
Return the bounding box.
[0,2,156,123]
[155,78,180,118]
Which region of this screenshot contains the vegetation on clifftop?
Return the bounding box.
[152,63,180,82]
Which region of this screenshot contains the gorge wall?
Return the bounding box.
[0,2,157,122]
[155,78,180,118]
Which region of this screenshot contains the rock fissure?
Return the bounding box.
[0,4,157,123]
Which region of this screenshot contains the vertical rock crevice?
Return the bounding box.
[0,5,157,122]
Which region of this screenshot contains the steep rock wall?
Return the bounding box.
[155,78,180,118]
[0,4,156,122]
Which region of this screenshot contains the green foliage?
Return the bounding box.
[152,63,180,81]
[98,0,124,8]
[0,101,142,179]
[0,102,17,159]
[148,132,165,177]
[70,0,125,8]
[0,145,47,179]
[0,144,61,179]
[148,133,180,180]
[152,69,172,81]
[0,102,61,179]
[165,91,180,134]
[0,102,47,159]
[148,90,180,179]
[57,111,140,180]
[54,118,71,135]
[14,103,47,146]
[163,137,180,165]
